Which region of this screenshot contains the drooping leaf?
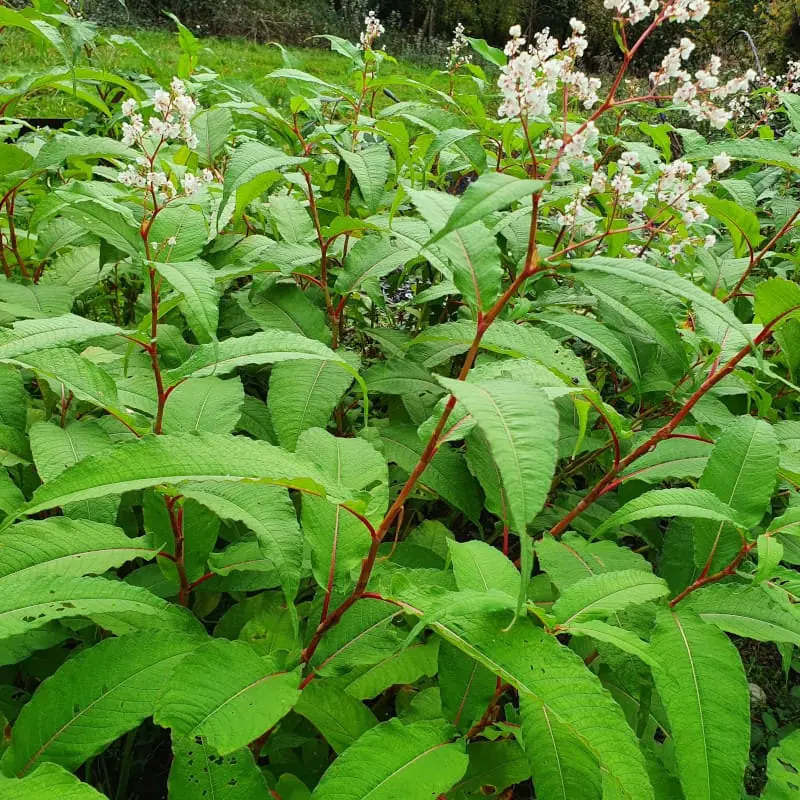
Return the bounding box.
[154,639,301,755]
[427,604,653,800]
[552,570,669,626]
[438,639,496,733]
[447,539,519,599]
[161,376,244,435]
[1,630,203,776]
[0,762,107,799]
[345,639,439,700]
[13,432,352,521]
[337,144,391,213]
[762,729,800,800]
[593,488,747,539]
[168,739,272,800]
[649,607,749,800]
[310,718,468,800]
[449,740,530,800]
[179,482,303,604]
[335,235,416,294]
[154,260,219,343]
[0,315,120,360]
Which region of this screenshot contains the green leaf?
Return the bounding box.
[166,331,354,382]
[379,423,482,522]
[4,348,123,416]
[428,605,653,800]
[0,366,26,431]
[14,432,352,520]
[573,257,750,345]
[294,679,378,754]
[537,311,641,384]
[179,482,303,604]
[684,139,800,174]
[593,488,748,539]
[59,191,144,258]
[33,134,137,170]
[0,517,155,581]
[221,142,308,213]
[447,539,519,599]
[762,729,800,800]
[683,584,800,645]
[695,416,778,573]
[754,277,800,329]
[450,740,530,799]
[310,718,468,800]
[428,172,543,243]
[168,740,272,800]
[239,283,330,343]
[0,575,202,640]
[337,144,391,213]
[438,639,496,732]
[154,639,300,755]
[335,235,416,294]
[268,194,316,243]
[0,763,107,799]
[154,260,219,344]
[566,621,662,668]
[162,376,244,435]
[619,437,711,484]
[0,279,73,319]
[0,315,120,360]
[520,695,601,800]
[552,570,669,626]
[649,607,749,800]
[269,359,354,450]
[438,377,558,533]
[536,534,652,592]
[466,37,506,66]
[192,107,234,165]
[297,430,385,595]
[1,630,203,775]
[697,195,763,257]
[345,639,439,700]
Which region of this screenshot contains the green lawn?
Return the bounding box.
[1,25,475,117]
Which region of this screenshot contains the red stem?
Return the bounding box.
[165,496,190,606]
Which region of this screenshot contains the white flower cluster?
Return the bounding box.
[498,20,601,121]
[651,42,758,128]
[359,10,385,51]
[602,0,709,25]
[117,79,216,203]
[446,22,471,71]
[121,77,198,149]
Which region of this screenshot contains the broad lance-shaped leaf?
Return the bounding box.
[153,260,219,344]
[154,639,300,755]
[310,718,468,800]
[762,729,800,800]
[0,575,203,640]
[650,607,749,800]
[566,621,662,669]
[179,482,303,604]
[439,378,558,533]
[0,314,120,360]
[168,739,272,800]
[269,358,354,451]
[337,144,391,213]
[2,347,124,416]
[683,584,800,645]
[428,172,543,243]
[552,570,669,626]
[426,602,653,800]
[537,310,641,384]
[335,234,417,294]
[0,517,156,580]
[1,630,204,776]
[10,432,353,522]
[447,539,520,599]
[520,696,601,800]
[438,639,496,732]
[161,376,244,435]
[220,141,308,212]
[0,763,107,799]
[695,416,778,573]
[573,257,750,343]
[294,679,378,754]
[592,488,747,538]
[618,437,711,484]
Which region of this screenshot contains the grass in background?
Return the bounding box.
[0,26,480,118]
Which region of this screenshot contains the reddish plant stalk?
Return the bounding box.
[165,496,190,607]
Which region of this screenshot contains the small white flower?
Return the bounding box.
[121,98,137,117]
[704,234,717,248]
[182,173,203,196]
[618,151,640,168]
[712,152,731,173]
[166,236,178,247]
[630,192,647,212]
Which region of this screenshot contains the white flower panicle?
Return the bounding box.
[498,20,599,121]
[602,0,709,25]
[359,10,385,51]
[447,22,471,71]
[117,80,216,203]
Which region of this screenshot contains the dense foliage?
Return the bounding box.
[2,1,800,798]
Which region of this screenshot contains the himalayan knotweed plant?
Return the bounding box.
[1,1,800,798]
